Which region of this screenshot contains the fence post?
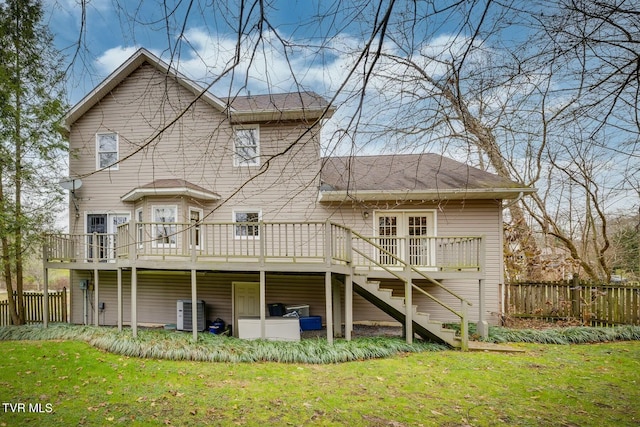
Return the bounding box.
[571,273,581,319]
[62,287,68,323]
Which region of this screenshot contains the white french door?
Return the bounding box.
[86,213,130,261]
[375,211,435,267]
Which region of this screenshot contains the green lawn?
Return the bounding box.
[0,339,638,426]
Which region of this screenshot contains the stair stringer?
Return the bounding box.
[352,275,460,348]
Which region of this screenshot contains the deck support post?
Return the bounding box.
[325,271,333,344]
[94,268,99,326]
[477,279,488,339]
[404,239,413,345]
[260,270,266,339]
[131,267,137,338]
[117,268,123,331]
[191,269,198,341]
[332,279,342,337]
[345,273,353,341]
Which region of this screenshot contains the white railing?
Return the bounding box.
[351,235,481,271]
[44,233,119,263]
[44,222,482,270]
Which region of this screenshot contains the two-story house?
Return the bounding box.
[43,48,533,348]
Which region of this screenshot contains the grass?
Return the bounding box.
[0,337,638,426]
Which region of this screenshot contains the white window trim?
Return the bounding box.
[96,132,119,170]
[135,208,144,249]
[189,207,204,249]
[152,205,178,248]
[232,125,260,167]
[374,210,437,268]
[374,210,438,237]
[84,212,130,261]
[233,209,262,239]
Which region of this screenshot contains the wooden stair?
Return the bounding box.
[352,275,461,348]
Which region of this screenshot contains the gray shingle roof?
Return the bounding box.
[320,154,531,200]
[222,92,330,112]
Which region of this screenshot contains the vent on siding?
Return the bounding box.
[176,300,206,331]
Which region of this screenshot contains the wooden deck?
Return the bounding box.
[43,221,486,348]
[44,221,484,279]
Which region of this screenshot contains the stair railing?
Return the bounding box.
[350,229,471,349]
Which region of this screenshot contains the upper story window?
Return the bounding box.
[96,132,119,170]
[234,209,261,238]
[233,126,259,167]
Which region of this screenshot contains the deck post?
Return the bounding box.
[94,268,99,326]
[460,300,469,351]
[324,221,332,267]
[345,273,353,341]
[131,267,137,338]
[404,238,413,345]
[477,279,488,338]
[127,216,136,259]
[117,268,123,331]
[260,270,266,339]
[259,222,266,267]
[332,278,342,337]
[190,224,197,263]
[191,269,198,341]
[325,271,333,344]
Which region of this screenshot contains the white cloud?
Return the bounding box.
[95,46,145,74]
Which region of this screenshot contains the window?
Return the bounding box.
[234,210,261,238]
[189,208,203,248]
[136,208,144,249]
[233,126,259,166]
[153,205,177,246]
[96,133,119,170]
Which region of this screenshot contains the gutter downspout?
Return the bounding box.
[502,191,524,209]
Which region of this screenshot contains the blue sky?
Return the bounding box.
[46,0,373,104]
[45,0,493,107]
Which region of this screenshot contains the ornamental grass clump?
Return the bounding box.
[486,324,640,344]
[0,323,445,364]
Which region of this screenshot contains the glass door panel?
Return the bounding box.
[378,215,399,265]
[408,216,430,266]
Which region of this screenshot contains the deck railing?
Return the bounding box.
[44,221,482,270]
[351,235,482,271]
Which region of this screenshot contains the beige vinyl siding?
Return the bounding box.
[70,271,334,326]
[70,270,399,327]
[68,64,323,235]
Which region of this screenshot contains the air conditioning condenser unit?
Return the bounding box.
[176,299,206,331]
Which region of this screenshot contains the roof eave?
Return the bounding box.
[121,187,221,202]
[63,48,231,131]
[317,188,536,203]
[229,107,335,124]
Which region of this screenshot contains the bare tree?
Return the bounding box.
[55,0,638,282]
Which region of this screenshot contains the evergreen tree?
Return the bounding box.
[0,0,67,324]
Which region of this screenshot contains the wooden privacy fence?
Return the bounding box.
[505,279,640,326]
[0,288,68,326]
